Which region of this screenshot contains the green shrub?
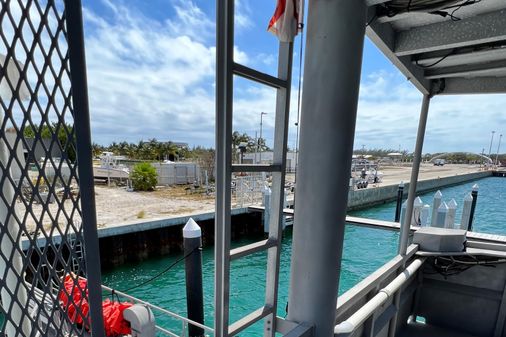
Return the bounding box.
[130,162,157,191]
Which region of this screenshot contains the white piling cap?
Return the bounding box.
[472,184,479,192]
[464,193,473,202]
[448,199,457,209]
[183,218,201,238]
[414,197,423,207]
[434,190,442,198]
[438,201,449,212]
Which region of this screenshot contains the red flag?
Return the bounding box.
[268,0,302,42]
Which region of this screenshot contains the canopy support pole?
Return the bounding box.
[287,1,366,336]
[399,94,431,255]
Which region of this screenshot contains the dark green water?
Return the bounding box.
[102,176,505,336]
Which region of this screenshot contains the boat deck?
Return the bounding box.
[399,323,479,337]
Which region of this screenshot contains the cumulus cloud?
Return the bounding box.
[81,0,256,145]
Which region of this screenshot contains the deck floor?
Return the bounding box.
[398,323,478,337]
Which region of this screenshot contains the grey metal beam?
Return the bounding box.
[399,94,431,255]
[64,1,106,336]
[493,279,506,337]
[287,1,366,337]
[366,0,390,5]
[229,239,276,261]
[376,12,418,24]
[231,164,282,172]
[264,41,294,337]
[440,77,506,95]
[366,17,431,94]
[416,47,506,69]
[228,306,273,337]
[215,0,234,336]
[425,59,506,79]
[284,323,314,337]
[395,10,506,56]
[233,63,287,89]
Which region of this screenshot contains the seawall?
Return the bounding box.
[22,170,492,269]
[347,171,492,211]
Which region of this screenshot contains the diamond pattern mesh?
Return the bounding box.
[1,1,97,336]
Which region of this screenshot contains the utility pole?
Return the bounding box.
[496,134,503,166]
[488,130,496,158]
[259,112,267,163]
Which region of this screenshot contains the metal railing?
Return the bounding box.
[0,0,105,335]
[101,285,214,337]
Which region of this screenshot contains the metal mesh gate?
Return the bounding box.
[0,1,104,336]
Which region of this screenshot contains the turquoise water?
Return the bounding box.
[102,176,505,336]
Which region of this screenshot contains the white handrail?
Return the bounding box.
[334,258,425,335]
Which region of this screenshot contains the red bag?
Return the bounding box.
[58,274,133,336]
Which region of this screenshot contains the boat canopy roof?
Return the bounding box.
[366,0,506,95]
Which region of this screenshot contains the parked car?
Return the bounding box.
[434,159,446,166]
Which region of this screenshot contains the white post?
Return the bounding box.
[460,193,473,230]
[263,187,271,233]
[282,188,288,230]
[435,202,449,228]
[182,218,205,337]
[446,199,457,228]
[420,205,431,227]
[431,190,442,226]
[413,197,424,226]
[0,54,31,337]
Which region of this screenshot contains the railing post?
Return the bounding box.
[446,199,457,228]
[468,184,479,231]
[394,182,404,222]
[263,187,271,233]
[183,218,205,337]
[461,193,473,230]
[435,202,449,228]
[430,190,442,227]
[420,205,430,227]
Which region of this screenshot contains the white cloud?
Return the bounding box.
[355,73,506,154]
[82,0,255,146]
[235,0,254,30]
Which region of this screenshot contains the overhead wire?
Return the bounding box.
[415,49,455,68]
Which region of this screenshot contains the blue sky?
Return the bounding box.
[81,0,505,154]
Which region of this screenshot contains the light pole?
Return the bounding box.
[496,134,503,166]
[488,130,496,158]
[259,112,267,163]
